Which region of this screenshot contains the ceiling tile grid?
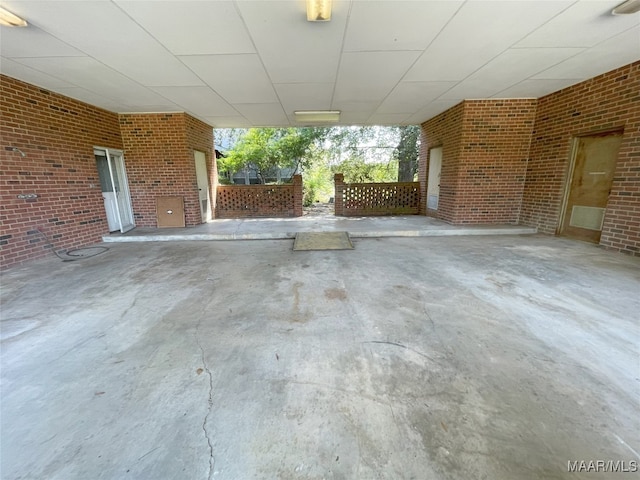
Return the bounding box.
[0,0,638,127]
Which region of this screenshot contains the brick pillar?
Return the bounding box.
[293,174,303,217]
[334,173,344,216]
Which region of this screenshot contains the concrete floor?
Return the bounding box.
[1,235,639,480]
[102,215,536,242]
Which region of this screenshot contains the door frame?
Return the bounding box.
[94,147,135,233]
[556,130,622,235]
[426,146,443,211]
[557,138,580,234]
[194,150,212,222]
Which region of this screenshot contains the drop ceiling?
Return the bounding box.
[0,0,638,127]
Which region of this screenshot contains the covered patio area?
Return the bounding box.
[2,235,638,479]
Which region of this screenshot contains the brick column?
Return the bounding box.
[334,173,344,216]
[293,174,303,217]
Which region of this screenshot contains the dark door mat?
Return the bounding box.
[293,231,354,251]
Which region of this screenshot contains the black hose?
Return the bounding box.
[36,229,109,262]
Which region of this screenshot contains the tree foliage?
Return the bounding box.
[217,125,420,188]
[218,127,324,183]
[395,125,420,182]
[332,156,398,183]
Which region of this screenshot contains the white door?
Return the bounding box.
[427,147,442,211]
[194,150,211,222]
[95,148,135,233]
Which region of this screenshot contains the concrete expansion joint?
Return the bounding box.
[196,337,215,480]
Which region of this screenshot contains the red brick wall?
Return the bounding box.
[1,75,123,268]
[521,61,640,255]
[458,100,536,224]
[419,102,465,222]
[119,113,214,227]
[420,100,535,224]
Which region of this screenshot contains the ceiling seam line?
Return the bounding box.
[366,0,468,125]
[110,0,244,125]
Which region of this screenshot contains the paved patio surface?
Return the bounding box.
[103,215,536,242]
[1,235,638,479]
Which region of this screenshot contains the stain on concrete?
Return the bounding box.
[324,288,347,301]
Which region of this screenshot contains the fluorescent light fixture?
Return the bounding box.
[0,6,27,27]
[307,0,331,21]
[294,110,341,123]
[612,0,640,14]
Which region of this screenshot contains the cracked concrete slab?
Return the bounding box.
[1,235,639,479]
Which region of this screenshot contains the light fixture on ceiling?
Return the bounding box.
[0,6,28,27]
[612,0,640,14]
[294,110,341,123]
[306,0,331,21]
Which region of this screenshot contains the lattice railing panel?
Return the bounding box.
[342,182,420,216]
[216,184,295,218]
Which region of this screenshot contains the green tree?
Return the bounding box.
[395,125,420,182]
[333,156,398,183]
[302,156,333,206]
[219,127,324,183]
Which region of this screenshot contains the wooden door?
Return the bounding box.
[560,132,622,243]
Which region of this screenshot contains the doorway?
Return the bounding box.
[427,147,442,211]
[194,150,211,222]
[559,132,622,243]
[95,148,135,233]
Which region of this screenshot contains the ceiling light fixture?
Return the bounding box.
[294,110,340,123]
[306,0,331,21]
[612,0,640,14]
[0,6,28,27]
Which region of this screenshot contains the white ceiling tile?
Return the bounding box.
[150,86,239,117]
[494,78,583,98]
[8,1,166,58]
[438,79,499,100]
[344,1,462,52]
[274,83,334,113]
[0,25,84,58]
[116,1,255,55]
[334,51,421,103]
[405,0,574,81]
[0,57,77,89]
[180,55,277,104]
[336,111,374,125]
[233,103,290,127]
[237,0,349,83]
[55,87,133,112]
[0,0,637,127]
[404,99,463,125]
[516,0,640,48]
[101,54,204,87]
[206,116,252,129]
[533,26,640,79]
[330,101,379,114]
[120,105,184,113]
[377,81,457,114]
[5,1,202,86]
[366,113,412,125]
[440,47,584,97]
[11,57,175,107]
